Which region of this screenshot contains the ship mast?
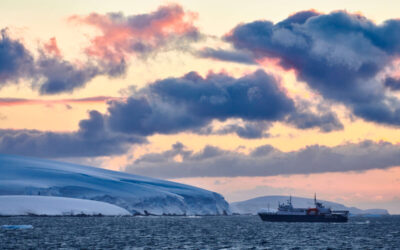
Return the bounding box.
[314,193,317,206]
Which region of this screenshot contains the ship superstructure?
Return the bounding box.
[258,194,349,222]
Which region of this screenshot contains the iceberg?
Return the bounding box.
[0,154,230,215]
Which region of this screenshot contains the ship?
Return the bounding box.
[258,194,349,223]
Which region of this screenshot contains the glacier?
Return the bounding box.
[0,154,230,215]
[0,196,131,216]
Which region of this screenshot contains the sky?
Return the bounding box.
[1,0,400,213]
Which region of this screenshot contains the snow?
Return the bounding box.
[0,154,230,215]
[230,195,390,215]
[0,196,131,216]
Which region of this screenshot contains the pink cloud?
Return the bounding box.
[69,4,200,63]
[44,37,61,57]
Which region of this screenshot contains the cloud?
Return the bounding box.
[0,30,131,94]
[43,37,61,57]
[107,70,298,137]
[70,4,200,63]
[1,68,340,158]
[0,96,121,106]
[214,121,272,139]
[0,4,201,94]
[35,54,102,94]
[0,30,109,94]
[106,69,342,138]
[196,121,272,139]
[0,29,34,87]
[196,47,256,64]
[0,110,145,158]
[286,110,343,132]
[384,77,400,91]
[126,140,400,178]
[222,10,400,126]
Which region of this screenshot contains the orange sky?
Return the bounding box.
[1,0,400,213]
[172,167,400,208]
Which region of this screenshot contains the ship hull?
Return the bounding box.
[258,213,348,223]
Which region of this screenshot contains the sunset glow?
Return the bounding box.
[1,0,400,214]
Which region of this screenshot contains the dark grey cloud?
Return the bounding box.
[250,144,276,157]
[286,110,343,132]
[35,53,129,94]
[107,95,209,135]
[384,77,400,91]
[107,70,296,136]
[148,70,294,121]
[196,47,256,65]
[36,55,102,94]
[0,30,123,94]
[196,121,272,139]
[107,70,342,138]
[214,121,272,139]
[134,141,192,164]
[0,111,145,158]
[126,140,400,178]
[0,29,34,86]
[223,10,400,126]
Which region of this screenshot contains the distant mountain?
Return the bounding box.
[230,196,389,216]
[0,154,230,215]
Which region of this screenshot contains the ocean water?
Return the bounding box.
[0,215,399,249]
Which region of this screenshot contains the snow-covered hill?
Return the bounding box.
[0,154,230,215]
[0,196,131,216]
[230,196,389,215]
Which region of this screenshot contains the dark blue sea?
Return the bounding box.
[1,215,399,249]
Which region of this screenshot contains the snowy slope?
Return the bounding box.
[230,196,389,215]
[0,196,131,216]
[0,154,230,215]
